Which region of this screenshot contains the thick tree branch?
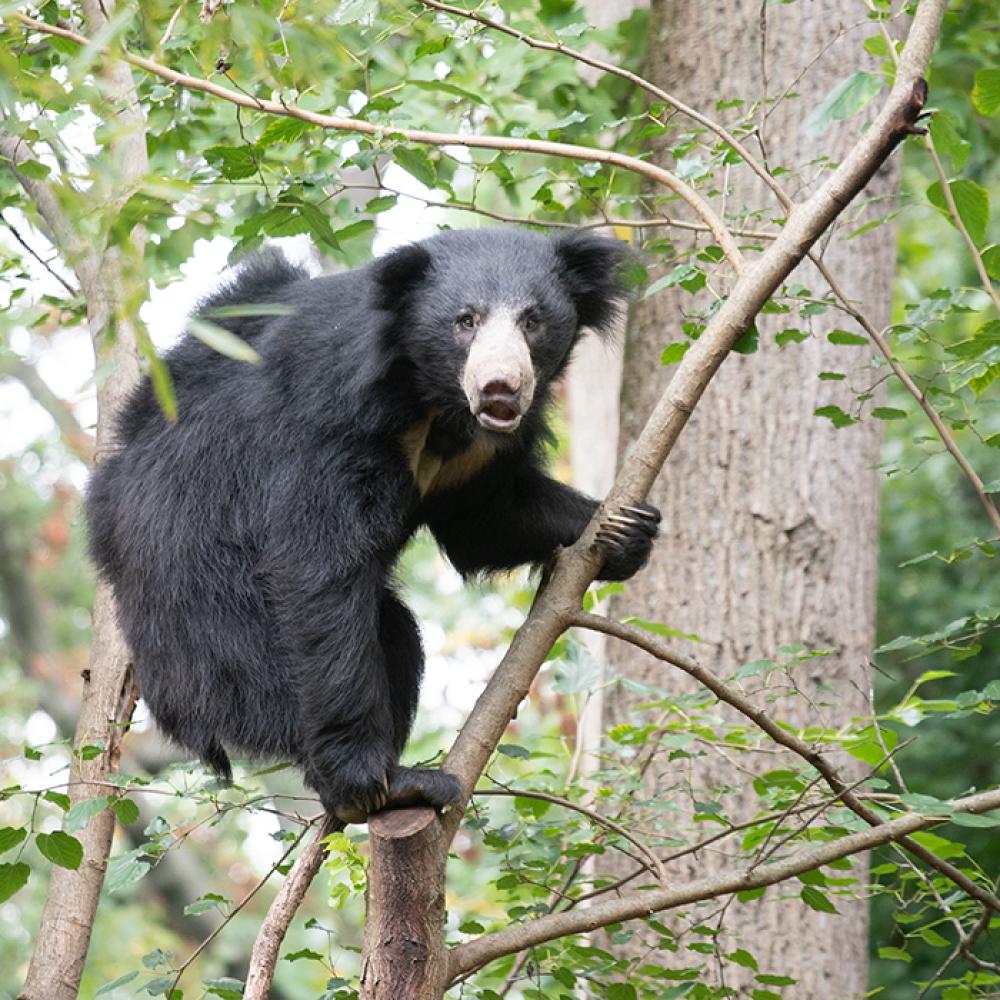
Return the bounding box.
[447,785,1000,980]
[12,12,743,272]
[19,1,149,996]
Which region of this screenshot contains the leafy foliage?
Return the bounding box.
[0,0,998,998]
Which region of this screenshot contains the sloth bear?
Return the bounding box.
[86,228,660,823]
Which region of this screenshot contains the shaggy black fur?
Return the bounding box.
[86,228,660,822]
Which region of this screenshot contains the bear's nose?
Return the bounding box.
[481,378,520,398]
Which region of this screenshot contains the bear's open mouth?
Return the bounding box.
[477,399,521,432]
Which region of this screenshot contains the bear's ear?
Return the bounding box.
[552,231,632,337]
[371,242,433,311]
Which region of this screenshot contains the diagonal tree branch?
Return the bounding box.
[0,355,94,462]
[570,610,1000,915]
[447,785,1000,980]
[0,132,85,262]
[440,0,941,811]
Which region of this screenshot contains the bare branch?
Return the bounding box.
[809,251,1000,538]
[0,355,94,462]
[0,210,79,296]
[12,12,744,273]
[447,785,1000,979]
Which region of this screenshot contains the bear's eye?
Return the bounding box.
[456,312,477,332]
[522,310,541,333]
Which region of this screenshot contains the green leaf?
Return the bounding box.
[497,743,531,759]
[96,971,140,995]
[188,319,262,364]
[415,36,450,58]
[926,179,990,247]
[283,947,324,962]
[106,847,152,893]
[36,830,84,869]
[982,245,1000,281]
[16,159,51,180]
[756,974,797,986]
[950,811,1000,828]
[393,147,437,188]
[776,328,809,347]
[623,617,707,644]
[727,948,758,970]
[972,68,1000,116]
[606,985,637,1000]
[205,977,245,999]
[804,72,884,138]
[65,797,111,833]
[827,329,868,346]
[732,324,759,355]
[43,790,70,811]
[661,342,690,365]
[878,946,911,962]
[258,117,315,147]
[0,862,30,902]
[142,975,177,996]
[871,407,907,421]
[800,885,838,913]
[929,111,970,171]
[365,195,397,214]
[204,144,259,181]
[969,363,1000,397]
[112,798,140,826]
[814,405,858,428]
[0,827,27,854]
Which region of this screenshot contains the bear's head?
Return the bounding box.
[373,228,631,438]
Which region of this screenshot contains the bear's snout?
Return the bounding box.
[462,307,536,433]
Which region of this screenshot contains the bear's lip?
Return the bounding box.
[476,398,522,432]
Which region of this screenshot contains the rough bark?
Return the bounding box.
[359,809,450,1000]
[602,2,900,994]
[19,1,147,995]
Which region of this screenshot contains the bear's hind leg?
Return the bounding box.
[378,590,462,817]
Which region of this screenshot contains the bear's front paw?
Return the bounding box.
[594,502,661,581]
[384,765,464,815]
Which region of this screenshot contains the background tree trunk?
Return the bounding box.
[603,2,899,994]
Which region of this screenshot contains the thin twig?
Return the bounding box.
[809,251,1000,537]
[476,786,667,884]
[0,210,79,295]
[924,135,1000,316]
[170,816,318,996]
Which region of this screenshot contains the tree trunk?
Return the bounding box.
[20,1,147,993]
[603,2,898,994]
